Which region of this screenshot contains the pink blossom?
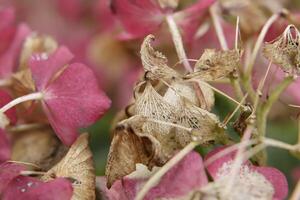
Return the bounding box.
[29,46,111,145]
[0,163,25,193]
[204,146,288,200]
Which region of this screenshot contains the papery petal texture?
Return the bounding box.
[0,163,25,193]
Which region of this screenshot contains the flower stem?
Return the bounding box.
[0,92,44,113]
[135,141,199,200]
[166,14,193,72]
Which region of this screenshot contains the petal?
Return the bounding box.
[111,0,165,39]
[0,90,17,124]
[0,129,11,163]
[175,0,215,42]
[204,146,251,179]
[2,176,73,200]
[43,63,111,145]
[103,151,208,199]
[0,162,25,193]
[0,23,31,79]
[254,167,288,200]
[29,46,74,91]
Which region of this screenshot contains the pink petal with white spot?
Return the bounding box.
[2,176,73,200]
[43,63,111,145]
[29,46,74,91]
[0,90,17,124]
[0,129,11,163]
[254,167,288,200]
[99,151,208,200]
[111,0,166,39]
[0,163,25,193]
[204,146,288,200]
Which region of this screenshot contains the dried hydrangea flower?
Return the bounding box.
[263,25,300,76]
[0,162,26,193]
[0,129,11,163]
[140,35,181,81]
[186,49,241,81]
[42,133,95,200]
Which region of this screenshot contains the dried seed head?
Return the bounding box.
[190,49,241,81]
[200,161,274,200]
[42,133,95,200]
[140,35,181,80]
[263,25,300,76]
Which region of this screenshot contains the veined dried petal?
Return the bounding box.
[42,133,95,200]
[175,98,225,146]
[189,49,241,81]
[105,124,157,188]
[11,69,36,99]
[134,82,177,134]
[140,35,181,80]
[263,25,300,76]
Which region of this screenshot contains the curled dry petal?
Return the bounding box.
[0,129,11,163]
[188,49,241,81]
[2,176,73,200]
[42,133,95,200]
[105,124,157,188]
[140,35,181,80]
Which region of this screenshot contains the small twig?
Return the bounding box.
[290,179,300,200]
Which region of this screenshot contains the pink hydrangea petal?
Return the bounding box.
[29,46,74,91]
[254,166,288,200]
[2,176,73,200]
[0,7,15,31]
[55,0,84,21]
[96,177,128,200]
[204,146,251,179]
[101,151,208,199]
[43,63,111,145]
[0,129,11,163]
[0,23,31,79]
[94,0,117,31]
[0,163,25,193]
[0,90,17,124]
[111,0,166,39]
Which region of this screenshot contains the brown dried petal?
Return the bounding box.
[105,122,159,188]
[42,133,95,200]
[11,126,67,171]
[192,49,241,81]
[140,35,181,80]
[11,69,36,98]
[158,0,179,9]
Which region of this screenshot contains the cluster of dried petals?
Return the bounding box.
[263,25,300,76]
[105,35,231,188]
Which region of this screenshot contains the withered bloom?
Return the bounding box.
[186,49,241,81]
[263,25,300,76]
